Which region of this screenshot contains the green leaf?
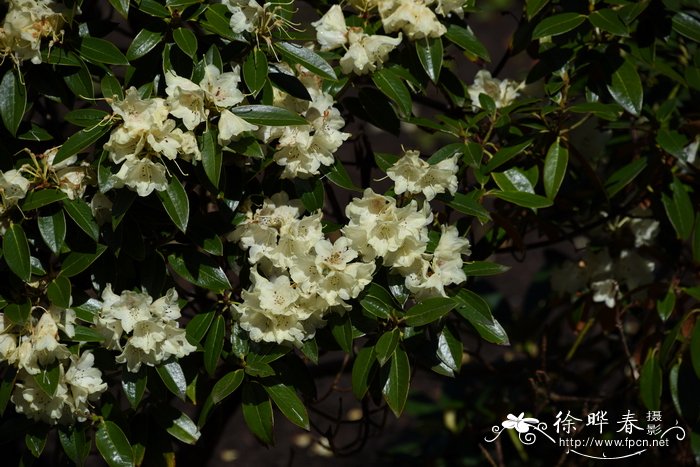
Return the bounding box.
[95,421,134,467]
[274,42,337,81]
[107,0,129,17]
[526,0,549,19]
[436,325,462,372]
[693,214,700,264]
[490,190,553,209]
[64,60,94,99]
[4,301,31,326]
[156,360,187,400]
[374,152,401,172]
[360,283,397,320]
[21,189,66,212]
[445,24,490,62]
[605,158,646,198]
[607,59,643,116]
[662,178,694,240]
[568,102,622,121]
[324,158,361,191]
[168,251,232,292]
[160,410,201,444]
[47,276,72,308]
[462,261,510,276]
[492,168,535,194]
[101,74,124,100]
[243,48,268,95]
[352,346,376,399]
[33,364,60,397]
[59,244,107,277]
[483,141,532,173]
[59,426,89,467]
[328,312,353,353]
[589,9,628,36]
[204,315,225,376]
[404,297,455,327]
[4,224,31,282]
[202,4,244,41]
[64,198,99,241]
[186,310,216,345]
[241,383,274,445]
[657,288,676,322]
[126,29,163,61]
[54,122,112,165]
[543,138,569,199]
[231,105,307,126]
[264,380,310,430]
[201,127,222,188]
[40,48,81,66]
[691,320,700,378]
[453,290,509,344]
[298,178,324,212]
[640,350,662,411]
[26,424,47,455]
[375,329,401,366]
[0,69,27,136]
[462,142,483,168]
[65,109,110,128]
[427,143,463,165]
[212,370,244,404]
[372,68,412,117]
[672,11,700,42]
[173,28,198,59]
[157,176,189,233]
[121,367,147,410]
[0,366,16,416]
[532,13,587,39]
[71,325,106,342]
[382,347,410,417]
[80,37,129,65]
[444,191,491,224]
[18,124,53,141]
[300,338,318,364]
[657,129,687,159]
[416,36,443,82]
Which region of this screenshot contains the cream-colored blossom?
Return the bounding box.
[199,64,245,108]
[111,158,168,197]
[312,4,348,51]
[218,109,258,145]
[468,69,524,110]
[378,0,446,40]
[0,169,30,214]
[387,149,459,200]
[340,29,402,75]
[0,0,65,64]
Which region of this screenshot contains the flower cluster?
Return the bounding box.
[0,0,65,64]
[387,149,459,200]
[0,308,107,424]
[94,285,196,372]
[468,70,524,110]
[0,169,30,216]
[229,192,376,345]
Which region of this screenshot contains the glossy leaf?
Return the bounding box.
[121,367,147,410]
[126,29,163,61]
[404,297,455,327]
[4,224,31,282]
[58,426,90,467]
[662,178,694,240]
[54,123,112,165]
[372,68,412,117]
[264,380,310,430]
[186,310,216,345]
[201,127,222,188]
[59,244,107,277]
[95,421,134,467]
[243,48,268,95]
[64,198,99,241]
[589,9,628,36]
[543,138,569,199]
[360,283,396,320]
[445,25,490,62]
[157,176,189,233]
[640,350,662,411]
[490,190,553,209]
[80,37,129,65]
[532,13,587,39]
[212,369,244,404]
[204,315,225,376]
[453,290,509,345]
[231,105,307,126]
[352,346,376,399]
[168,252,231,292]
[375,329,401,366]
[0,69,26,136]
[241,383,274,445]
[672,11,700,42]
[173,28,198,58]
[416,36,443,82]
[156,360,187,400]
[382,347,410,417]
[274,42,337,80]
[47,276,72,308]
[607,59,643,116]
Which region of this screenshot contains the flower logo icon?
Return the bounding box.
[502,413,540,433]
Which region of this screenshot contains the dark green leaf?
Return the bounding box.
[462,261,510,276]
[80,37,129,65]
[352,346,376,399]
[375,329,400,366]
[657,288,676,322]
[298,178,324,212]
[532,13,587,39]
[605,158,646,197]
[526,0,549,19]
[64,198,99,241]
[483,141,532,173]
[231,105,307,126]
[300,338,318,364]
[21,189,66,212]
[212,370,244,404]
[71,325,106,342]
[201,127,222,188]
[359,86,400,135]
[4,224,31,282]
[445,24,490,62]
[0,367,16,416]
[241,383,274,445]
[243,48,268,95]
[324,158,361,191]
[60,244,107,277]
[416,36,443,82]
[4,301,31,326]
[25,424,47,457]
[492,168,535,194]
[101,74,124,100]
[126,29,163,61]
[672,11,700,42]
[568,102,622,121]
[202,4,244,41]
[607,59,643,116]
[427,143,463,165]
[0,69,26,136]
[374,152,400,172]
[139,0,170,16]
[58,426,90,467]
[54,122,112,165]
[453,290,509,344]
[444,191,491,224]
[64,60,94,99]
[662,178,694,240]
[543,138,569,199]
[121,367,147,410]
[157,176,189,233]
[40,48,81,66]
[161,410,201,444]
[589,9,628,36]
[382,347,410,417]
[372,68,412,117]
[48,276,72,308]
[436,325,462,372]
[204,315,225,376]
[328,312,353,352]
[65,109,110,128]
[173,28,198,59]
[274,42,337,81]
[18,124,53,141]
[640,350,662,411]
[360,283,397,320]
[95,421,134,467]
[107,0,129,17]
[264,380,309,430]
[168,252,232,292]
[404,297,455,327]
[156,360,187,400]
[463,142,483,168]
[33,364,60,397]
[186,310,216,344]
[490,190,553,209]
[693,214,700,264]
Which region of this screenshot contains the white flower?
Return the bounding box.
[222,0,263,34]
[468,69,524,110]
[0,169,30,213]
[64,351,107,421]
[387,149,459,200]
[218,109,258,145]
[165,71,208,130]
[378,0,446,40]
[0,0,65,64]
[340,29,402,75]
[502,413,540,433]
[312,5,348,51]
[434,0,465,18]
[627,207,659,247]
[199,65,245,108]
[591,279,619,308]
[112,158,168,197]
[12,369,70,424]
